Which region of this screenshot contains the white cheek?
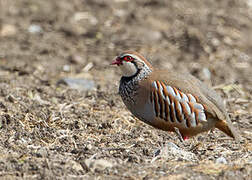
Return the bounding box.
[120,62,138,77]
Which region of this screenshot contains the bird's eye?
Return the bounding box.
[123,56,133,62]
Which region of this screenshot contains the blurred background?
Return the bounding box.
[0,0,251,179]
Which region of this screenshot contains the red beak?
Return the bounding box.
[111,58,122,66]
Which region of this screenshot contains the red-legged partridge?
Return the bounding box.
[112,51,240,141]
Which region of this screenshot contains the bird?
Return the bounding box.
[111,50,240,141]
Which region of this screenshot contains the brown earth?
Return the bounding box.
[0,0,251,179]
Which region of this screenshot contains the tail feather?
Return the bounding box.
[215,119,241,141]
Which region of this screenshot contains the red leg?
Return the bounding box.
[183,136,189,141]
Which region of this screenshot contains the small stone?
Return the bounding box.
[68,160,84,172]
[202,68,211,80]
[73,12,87,21]
[215,156,227,164]
[63,65,71,72]
[166,142,179,149]
[211,38,220,46]
[36,147,48,157]
[154,149,161,157]
[28,24,43,34]
[153,142,198,162]
[57,78,95,91]
[73,12,98,25]
[114,9,126,17]
[33,94,50,105]
[223,36,233,45]
[247,0,252,7]
[84,159,113,172]
[7,94,16,103]
[82,62,93,72]
[0,24,17,37]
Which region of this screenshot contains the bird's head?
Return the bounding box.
[111,51,153,77]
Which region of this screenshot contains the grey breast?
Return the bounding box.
[119,76,155,124]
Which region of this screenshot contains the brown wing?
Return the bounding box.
[149,70,240,140]
[149,80,208,130]
[150,70,226,121]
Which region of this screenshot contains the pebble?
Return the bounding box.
[63,65,71,72]
[68,160,84,172]
[36,147,48,157]
[0,24,16,37]
[73,12,98,25]
[28,24,43,34]
[57,78,95,91]
[215,156,227,164]
[211,38,220,46]
[84,159,113,172]
[202,67,211,80]
[114,9,126,17]
[33,93,50,105]
[152,142,198,162]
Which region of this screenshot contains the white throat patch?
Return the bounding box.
[120,61,138,77]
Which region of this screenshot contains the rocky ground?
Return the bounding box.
[0,0,251,179]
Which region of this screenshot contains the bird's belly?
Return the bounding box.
[127,101,156,125]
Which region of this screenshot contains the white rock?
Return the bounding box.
[152,142,198,162]
[28,24,43,34]
[57,78,95,91]
[63,65,71,72]
[84,159,113,172]
[202,68,211,80]
[215,156,227,164]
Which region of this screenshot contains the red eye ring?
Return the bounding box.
[123,56,133,62]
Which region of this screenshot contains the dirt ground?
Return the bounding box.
[0,0,252,179]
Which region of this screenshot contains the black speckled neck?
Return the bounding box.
[119,65,152,104]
